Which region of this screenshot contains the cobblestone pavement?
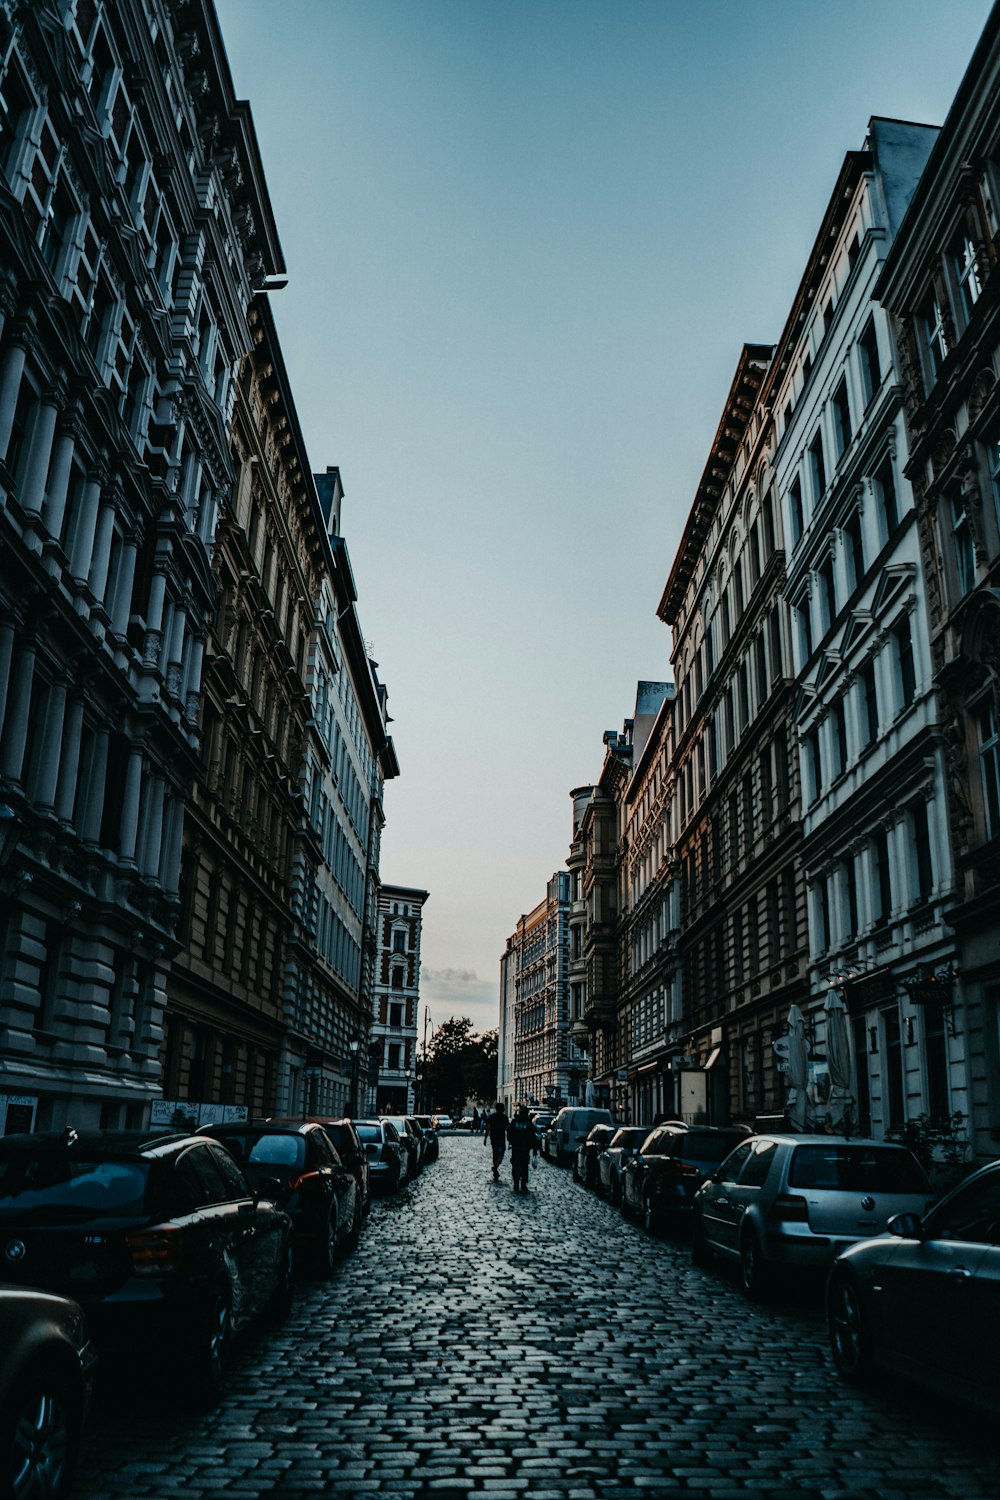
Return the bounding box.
[75,1135,998,1500]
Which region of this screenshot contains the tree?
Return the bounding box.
[425,1018,499,1117]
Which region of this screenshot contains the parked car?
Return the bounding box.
[199,1122,360,1276]
[692,1133,935,1299]
[597,1127,651,1205]
[382,1117,423,1181]
[432,1115,454,1131]
[268,1118,371,1219]
[573,1124,617,1189]
[411,1117,440,1163]
[622,1124,751,1231]
[353,1119,404,1191]
[0,1284,97,1500]
[826,1157,1000,1411]
[0,1131,292,1407]
[546,1108,615,1166]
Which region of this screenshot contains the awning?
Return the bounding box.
[638,1060,659,1076]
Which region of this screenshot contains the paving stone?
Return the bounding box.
[74,1137,998,1500]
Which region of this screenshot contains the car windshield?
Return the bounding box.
[354,1124,382,1143]
[215,1133,306,1169]
[611,1129,649,1150]
[788,1145,930,1192]
[0,1156,148,1219]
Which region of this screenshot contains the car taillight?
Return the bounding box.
[771,1194,809,1223]
[126,1227,183,1275]
[288,1170,321,1193]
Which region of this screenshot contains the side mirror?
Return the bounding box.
[255,1174,287,1204]
[888,1211,923,1239]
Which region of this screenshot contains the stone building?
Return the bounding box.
[506,870,576,1110]
[371,883,428,1115]
[0,0,281,1131]
[878,7,1000,1159]
[657,345,806,1128]
[777,120,948,1142]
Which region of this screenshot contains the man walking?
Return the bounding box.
[507,1104,540,1193]
[485,1101,508,1181]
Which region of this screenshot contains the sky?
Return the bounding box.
[214,0,992,1036]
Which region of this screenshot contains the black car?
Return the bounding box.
[411,1117,440,1163]
[573,1124,617,1190]
[826,1157,1000,1411]
[0,1132,292,1408]
[199,1123,360,1277]
[353,1120,404,1192]
[0,1284,97,1500]
[622,1124,752,1232]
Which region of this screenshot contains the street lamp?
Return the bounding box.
[347,1036,361,1118]
[404,1066,413,1114]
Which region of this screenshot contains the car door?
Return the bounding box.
[179,1144,259,1329]
[697,1142,755,1254]
[876,1170,1000,1395]
[311,1131,352,1242]
[723,1139,780,1245]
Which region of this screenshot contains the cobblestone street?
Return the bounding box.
[75,1136,998,1500]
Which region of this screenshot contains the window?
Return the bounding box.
[754,633,768,701]
[804,727,821,806]
[859,660,878,749]
[842,857,858,940]
[387,1043,401,1070]
[817,557,836,634]
[392,930,405,953]
[951,491,976,596]
[872,828,892,926]
[788,478,804,547]
[832,698,848,778]
[809,429,826,503]
[953,229,983,324]
[816,874,831,953]
[0,59,35,178]
[847,232,861,273]
[832,379,852,457]
[978,701,1000,840]
[909,800,933,903]
[761,490,775,557]
[858,320,881,408]
[389,1002,402,1028]
[796,600,813,666]
[844,511,865,592]
[874,453,898,540]
[893,616,916,710]
[883,1006,905,1130]
[989,435,1000,534]
[920,291,947,385]
[390,966,403,991]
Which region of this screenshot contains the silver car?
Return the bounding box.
[692,1134,934,1298]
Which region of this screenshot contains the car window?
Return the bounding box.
[0,1155,148,1219]
[308,1131,338,1167]
[243,1134,306,1169]
[788,1145,930,1193]
[739,1140,778,1189]
[183,1145,232,1206]
[717,1142,754,1183]
[207,1145,254,1202]
[684,1133,748,1167]
[927,1174,1000,1245]
[384,1123,400,1143]
[354,1124,381,1143]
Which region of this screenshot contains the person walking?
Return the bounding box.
[485,1101,508,1181]
[507,1105,540,1193]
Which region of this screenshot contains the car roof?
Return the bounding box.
[200,1121,319,1137]
[748,1134,915,1148]
[0,1130,190,1158]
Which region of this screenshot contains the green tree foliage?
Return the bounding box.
[425,1018,499,1117]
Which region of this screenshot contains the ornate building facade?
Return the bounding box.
[878,8,1000,1158]
[370,883,428,1115]
[506,870,576,1110]
[0,0,281,1131]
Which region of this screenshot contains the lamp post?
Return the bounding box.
[348,1036,361,1118]
[405,1066,413,1114]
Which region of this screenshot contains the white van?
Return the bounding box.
[548,1107,614,1165]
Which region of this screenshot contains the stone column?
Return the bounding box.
[0,617,15,728]
[0,640,36,782]
[55,694,85,824]
[79,728,108,845]
[142,567,167,667]
[109,534,138,637]
[0,336,28,462]
[185,633,206,722]
[890,814,910,914]
[118,746,144,864]
[41,412,80,541]
[165,605,186,699]
[18,387,60,516]
[34,678,68,813]
[69,469,104,583]
[162,794,185,895]
[141,775,165,880]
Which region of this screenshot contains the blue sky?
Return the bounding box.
[215,0,991,1034]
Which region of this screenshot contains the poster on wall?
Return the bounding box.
[151,1100,249,1129]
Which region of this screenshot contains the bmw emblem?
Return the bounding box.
[4,1240,25,1263]
[860,1195,875,1212]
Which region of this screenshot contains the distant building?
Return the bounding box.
[878,8,1000,1159]
[505,871,577,1110]
[371,884,429,1115]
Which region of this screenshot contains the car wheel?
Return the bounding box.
[691,1211,712,1268]
[1,1366,80,1500]
[269,1237,294,1321]
[739,1228,771,1301]
[317,1212,337,1280]
[187,1286,231,1409]
[827,1272,872,1383]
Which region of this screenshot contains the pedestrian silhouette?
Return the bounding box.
[485,1101,507,1180]
[507,1104,540,1192]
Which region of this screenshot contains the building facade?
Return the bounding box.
[506,871,576,1110]
[878,10,1000,1159]
[371,884,428,1115]
[0,0,281,1131]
